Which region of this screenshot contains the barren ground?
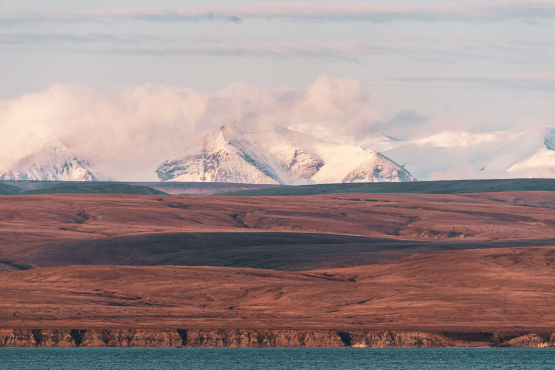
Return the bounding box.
[1,191,555,332]
[1,246,555,333]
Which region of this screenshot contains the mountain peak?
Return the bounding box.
[157,121,416,185]
[37,139,71,153]
[0,140,105,181]
[343,151,416,183]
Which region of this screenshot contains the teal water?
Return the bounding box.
[0,348,554,369]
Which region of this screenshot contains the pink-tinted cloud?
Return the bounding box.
[1,31,552,66]
[391,72,555,92]
[0,77,384,181]
[2,1,555,25]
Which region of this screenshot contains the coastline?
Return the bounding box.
[1,329,554,348]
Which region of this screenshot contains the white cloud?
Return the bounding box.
[0,76,384,181]
[2,31,552,67]
[3,1,555,25]
[393,72,555,91]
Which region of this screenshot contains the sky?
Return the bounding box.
[0,0,554,180]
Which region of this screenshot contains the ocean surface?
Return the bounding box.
[0,348,554,369]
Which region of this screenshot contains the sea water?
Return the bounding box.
[0,348,554,369]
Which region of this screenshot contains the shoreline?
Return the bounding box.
[1,329,554,348]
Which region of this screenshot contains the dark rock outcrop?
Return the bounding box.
[2,329,555,348]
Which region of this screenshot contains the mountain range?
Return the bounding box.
[3,122,555,184]
[156,120,415,185]
[290,123,555,181]
[377,128,555,181]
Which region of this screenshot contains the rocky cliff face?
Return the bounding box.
[1,329,554,348]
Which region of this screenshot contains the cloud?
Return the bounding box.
[0,77,384,181]
[394,72,555,83]
[0,32,144,47]
[0,32,394,61]
[99,41,364,61]
[2,31,552,66]
[2,1,555,25]
[372,109,432,140]
[392,72,555,92]
[0,33,415,60]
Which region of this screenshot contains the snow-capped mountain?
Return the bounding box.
[156,120,416,185]
[380,127,555,180]
[342,150,416,183]
[0,141,105,181]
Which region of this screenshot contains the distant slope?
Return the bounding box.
[5,191,555,272]
[131,182,283,195]
[0,180,280,196]
[19,183,167,195]
[7,231,555,272]
[0,183,21,195]
[224,178,555,196]
[4,246,555,332]
[5,178,555,197]
[0,181,166,196]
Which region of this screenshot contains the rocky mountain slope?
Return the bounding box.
[156,121,416,185]
[0,141,104,181]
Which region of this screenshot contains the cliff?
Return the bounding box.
[2,329,555,348]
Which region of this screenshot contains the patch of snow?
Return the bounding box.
[412,130,507,148]
[531,168,555,179]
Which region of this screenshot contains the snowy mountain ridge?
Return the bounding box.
[379,127,555,181]
[8,124,555,183]
[157,120,416,185]
[0,141,105,181]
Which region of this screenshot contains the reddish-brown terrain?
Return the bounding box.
[2,191,555,347]
[2,246,555,331]
[3,191,555,271]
